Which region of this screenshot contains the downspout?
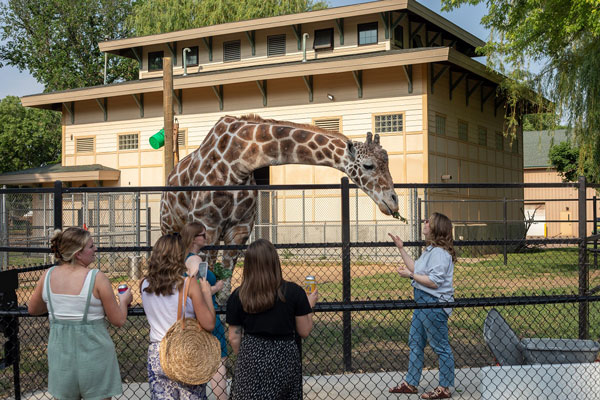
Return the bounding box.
[302,33,309,62]
[182,48,191,76]
[103,52,108,84]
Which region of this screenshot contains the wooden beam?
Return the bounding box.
[172,89,182,114]
[131,47,142,66]
[245,30,256,56]
[202,37,213,61]
[409,21,425,46]
[131,93,144,117]
[95,98,107,121]
[336,18,344,45]
[302,75,313,102]
[212,85,223,111]
[481,85,495,112]
[163,56,174,181]
[391,12,406,31]
[430,63,448,94]
[292,24,302,50]
[427,31,441,47]
[379,12,390,39]
[166,42,177,65]
[449,69,466,100]
[352,70,363,98]
[63,102,74,124]
[402,65,413,94]
[466,77,481,106]
[256,80,267,106]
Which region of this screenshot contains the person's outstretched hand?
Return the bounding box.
[307,288,319,308]
[388,233,404,250]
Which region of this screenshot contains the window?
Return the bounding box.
[148,51,164,71]
[393,25,404,48]
[313,118,341,133]
[75,137,94,153]
[458,120,468,141]
[118,133,138,150]
[358,22,378,46]
[313,28,334,50]
[495,132,504,151]
[267,34,286,57]
[512,137,519,154]
[478,127,487,146]
[223,40,241,62]
[374,113,403,133]
[183,46,199,66]
[435,115,446,136]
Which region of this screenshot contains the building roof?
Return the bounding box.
[21,47,498,109]
[523,129,570,169]
[0,164,120,185]
[99,0,485,58]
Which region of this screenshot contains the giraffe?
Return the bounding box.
[160,114,399,303]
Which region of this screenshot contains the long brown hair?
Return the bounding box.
[50,227,90,264]
[238,239,285,314]
[180,222,206,255]
[426,212,457,263]
[143,234,186,296]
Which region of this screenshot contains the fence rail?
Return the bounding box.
[1,179,599,400]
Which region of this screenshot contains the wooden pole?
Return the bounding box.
[163,56,174,182]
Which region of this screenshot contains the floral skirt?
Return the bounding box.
[147,342,207,400]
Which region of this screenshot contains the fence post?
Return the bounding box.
[0,269,20,399]
[578,175,589,339]
[53,181,63,231]
[0,186,5,270]
[594,196,597,276]
[341,177,352,371]
[146,207,152,260]
[503,197,508,265]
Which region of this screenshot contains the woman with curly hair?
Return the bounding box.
[28,227,132,400]
[388,212,456,399]
[141,234,215,399]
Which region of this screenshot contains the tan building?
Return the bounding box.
[6,0,524,240]
[523,130,596,238]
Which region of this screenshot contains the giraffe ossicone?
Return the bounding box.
[160,114,399,304]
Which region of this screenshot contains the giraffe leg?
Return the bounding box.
[215,224,253,305]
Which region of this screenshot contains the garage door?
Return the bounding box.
[525,204,546,237]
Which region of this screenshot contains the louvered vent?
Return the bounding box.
[76,137,94,153]
[223,40,241,62]
[314,118,341,133]
[177,130,185,147]
[267,35,286,57]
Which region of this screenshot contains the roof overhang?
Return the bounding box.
[99,0,484,58]
[21,47,499,109]
[0,166,120,185]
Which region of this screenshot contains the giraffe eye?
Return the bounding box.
[363,162,374,170]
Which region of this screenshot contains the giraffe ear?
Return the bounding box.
[346,141,356,160]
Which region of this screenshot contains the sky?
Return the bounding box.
[0,0,489,100]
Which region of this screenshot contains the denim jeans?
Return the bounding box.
[405,288,455,388]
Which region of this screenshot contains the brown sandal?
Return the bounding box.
[389,381,418,394]
[421,387,451,399]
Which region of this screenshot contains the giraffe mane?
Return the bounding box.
[238,114,349,140]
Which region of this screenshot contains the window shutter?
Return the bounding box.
[314,118,341,132]
[76,137,94,153]
[223,40,241,62]
[267,35,286,56]
[313,28,334,50]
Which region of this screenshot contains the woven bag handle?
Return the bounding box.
[177,277,192,329]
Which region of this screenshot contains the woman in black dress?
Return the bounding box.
[226,239,318,400]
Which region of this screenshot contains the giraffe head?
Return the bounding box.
[344,132,399,216]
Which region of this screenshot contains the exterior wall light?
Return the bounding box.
[327,93,335,101]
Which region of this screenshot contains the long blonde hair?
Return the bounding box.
[238,239,285,314]
[426,212,457,263]
[143,234,186,296]
[50,227,90,264]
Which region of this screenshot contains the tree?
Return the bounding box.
[548,141,596,184]
[0,0,138,92]
[0,96,61,174]
[127,0,328,36]
[441,0,600,178]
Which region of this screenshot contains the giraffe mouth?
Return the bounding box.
[382,201,394,216]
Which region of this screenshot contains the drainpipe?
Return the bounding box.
[103,52,108,84]
[302,33,309,62]
[182,48,191,76]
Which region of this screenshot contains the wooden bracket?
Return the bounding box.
[466,78,481,106]
[409,21,425,46]
[63,102,74,124]
[336,18,344,45]
[245,30,256,56]
[402,65,413,94]
[302,75,313,102]
[449,69,466,100]
[430,63,449,94]
[427,31,441,47]
[292,24,302,50]
[95,98,107,121]
[352,70,363,98]
[202,37,213,61]
[391,12,406,31]
[379,12,391,39]
[172,89,182,114]
[480,85,495,112]
[131,93,144,117]
[212,85,223,111]
[132,47,142,68]
[256,80,267,106]
[167,42,177,65]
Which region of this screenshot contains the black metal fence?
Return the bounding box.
[1,179,599,399]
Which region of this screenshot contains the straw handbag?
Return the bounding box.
[159,277,221,385]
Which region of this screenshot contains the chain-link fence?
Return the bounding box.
[1,179,599,399]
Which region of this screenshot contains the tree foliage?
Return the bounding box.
[127,0,328,36]
[0,96,61,174]
[0,0,138,92]
[442,0,600,178]
[549,141,597,184]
